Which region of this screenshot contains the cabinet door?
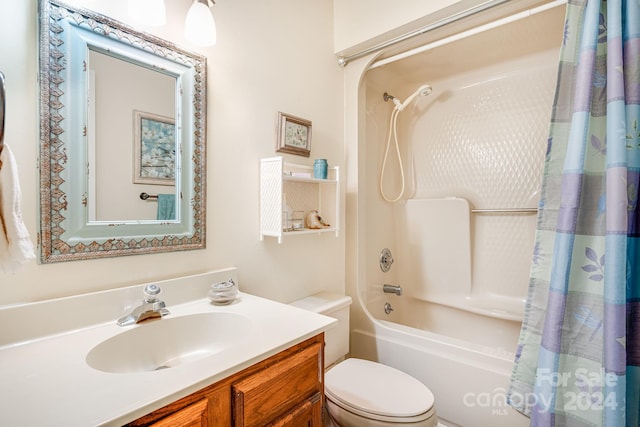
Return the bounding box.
[149,398,209,427]
[232,342,322,426]
[267,392,322,427]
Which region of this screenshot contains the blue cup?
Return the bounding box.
[314,159,328,179]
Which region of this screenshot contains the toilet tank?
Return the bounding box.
[290,292,352,367]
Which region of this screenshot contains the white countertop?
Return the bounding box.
[0,270,335,426]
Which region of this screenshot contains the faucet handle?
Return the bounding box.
[144,284,162,302]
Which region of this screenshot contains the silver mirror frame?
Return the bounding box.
[38,0,206,263]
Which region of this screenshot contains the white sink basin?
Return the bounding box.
[86,312,252,373]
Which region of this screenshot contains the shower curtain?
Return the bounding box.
[508,1,639,426]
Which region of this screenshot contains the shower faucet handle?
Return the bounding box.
[379,248,394,272]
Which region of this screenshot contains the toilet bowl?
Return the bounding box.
[290,292,439,427]
[324,358,437,427]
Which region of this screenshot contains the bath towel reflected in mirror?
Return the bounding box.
[156,194,176,220]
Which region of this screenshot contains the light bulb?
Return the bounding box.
[127,0,166,27]
[185,1,217,47]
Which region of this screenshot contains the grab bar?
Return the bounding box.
[471,208,537,214]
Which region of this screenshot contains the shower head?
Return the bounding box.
[418,84,433,97]
[397,84,432,111]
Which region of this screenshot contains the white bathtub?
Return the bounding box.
[373,295,522,352]
[350,295,528,427]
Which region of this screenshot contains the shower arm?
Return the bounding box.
[383,92,402,109]
[383,85,432,112]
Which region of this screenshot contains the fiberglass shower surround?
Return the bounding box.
[379,84,433,203]
[349,1,568,426]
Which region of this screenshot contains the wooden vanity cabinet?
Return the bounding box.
[125,334,324,427]
[146,399,210,426]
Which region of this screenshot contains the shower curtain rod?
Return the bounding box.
[336,0,566,68]
[336,0,509,67]
[370,0,566,69]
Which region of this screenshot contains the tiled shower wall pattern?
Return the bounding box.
[364,51,559,315]
[410,50,557,312]
[361,4,566,321]
[403,50,558,307]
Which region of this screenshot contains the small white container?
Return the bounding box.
[208,279,238,305]
[291,210,305,230]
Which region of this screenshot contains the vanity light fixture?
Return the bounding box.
[127,0,166,27]
[185,0,217,47]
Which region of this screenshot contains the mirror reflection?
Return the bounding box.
[39,0,206,262]
[87,49,177,222]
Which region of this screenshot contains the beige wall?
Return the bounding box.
[333,0,460,54]
[0,0,344,305]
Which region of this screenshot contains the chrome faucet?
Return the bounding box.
[383,284,403,296]
[117,284,170,326]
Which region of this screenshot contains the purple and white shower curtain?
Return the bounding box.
[508,0,639,426]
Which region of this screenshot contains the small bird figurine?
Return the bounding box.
[305,210,330,229]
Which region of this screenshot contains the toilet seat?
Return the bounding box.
[325,358,435,423]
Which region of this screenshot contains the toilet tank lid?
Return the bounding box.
[325,358,435,418]
[289,292,352,314]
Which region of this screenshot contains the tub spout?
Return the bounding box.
[383,284,403,296]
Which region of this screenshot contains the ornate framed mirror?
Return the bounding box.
[39,0,206,262]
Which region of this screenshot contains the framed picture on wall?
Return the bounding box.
[133,110,176,185]
[275,111,312,157]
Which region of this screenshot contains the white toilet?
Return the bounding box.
[291,292,438,427]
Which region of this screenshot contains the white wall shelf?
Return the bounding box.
[260,156,340,243]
